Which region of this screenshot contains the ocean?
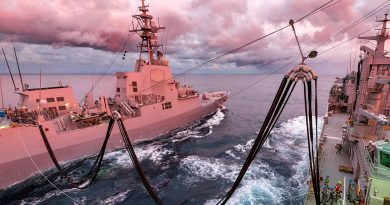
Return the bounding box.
[0,73,335,205]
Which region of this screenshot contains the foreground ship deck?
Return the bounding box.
[305,113,354,205]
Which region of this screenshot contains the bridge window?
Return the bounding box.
[58,105,66,111]
[46,98,55,103]
[132,81,138,92]
[162,102,172,110]
[379,151,390,169]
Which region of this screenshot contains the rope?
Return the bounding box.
[217,77,299,204]
[79,32,135,105]
[17,128,80,204]
[303,80,321,204]
[38,117,115,189]
[117,118,163,205]
[37,113,163,204]
[314,79,320,205]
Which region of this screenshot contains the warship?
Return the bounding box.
[305,14,390,205]
[0,0,228,189]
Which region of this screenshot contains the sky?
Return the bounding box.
[0,0,388,75]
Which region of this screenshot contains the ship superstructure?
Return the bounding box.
[0,0,228,189]
[305,14,390,205]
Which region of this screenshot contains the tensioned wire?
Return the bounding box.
[133,0,338,96]
[229,1,389,98]
[14,1,337,204]
[13,0,389,204]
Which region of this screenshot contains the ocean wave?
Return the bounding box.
[19,187,81,205]
[172,108,225,142]
[179,156,239,185]
[196,116,323,204]
[104,143,174,168]
[97,189,130,205]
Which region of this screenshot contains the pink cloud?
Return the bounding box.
[0,0,385,72]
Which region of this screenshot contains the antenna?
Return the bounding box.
[289,19,317,64]
[1,44,17,91]
[39,69,42,113]
[11,39,24,91]
[0,75,4,109]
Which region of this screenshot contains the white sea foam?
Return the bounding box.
[98,189,130,205]
[233,139,254,153]
[201,116,323,204]
[201,108,226,136]
[172,109,225,142]
[20,187,81,205]
[225,150,240,160]
[180,156,239,185]
[105,143,174,168]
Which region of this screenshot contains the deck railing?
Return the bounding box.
[357,140,390,181]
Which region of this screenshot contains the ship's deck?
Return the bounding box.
[305,113,354,205]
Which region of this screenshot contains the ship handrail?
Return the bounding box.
[356,140,372,178]
[357,140,390,181]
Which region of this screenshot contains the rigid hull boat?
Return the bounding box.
[0,0,228,189]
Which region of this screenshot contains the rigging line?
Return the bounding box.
[216,77,289,204]
[320,24,382,56]
[364,40,390,54]
[314,79,320,204]
[16,129,80,204]
[307,80,321,204]
[84,1,138,94]
[253,80,297,158]
[303,80,319,204]
[295,0,336,22]
[136,0,338,95]
[88,33,132,90]
[218,78,298,205]
[229,57,299,98]
[311,0,390,52]
[313,1,390,52]
[351,40,358,70]
[310,0,343,17]
[140,24,290,93]
[227,79,297,204]
[230,23,382,99]
[1,44,17,91]
[38,117,115,189]
[11,39,24,91]
[79,32,135,104]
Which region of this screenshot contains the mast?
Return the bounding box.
[358,13,390,57]
[1,45,17,91]
[130,0,165,64]
[0,75,4,109]
[12,42,24,91]
[39,70,42,113]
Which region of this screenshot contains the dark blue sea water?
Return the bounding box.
[0,74,335,205]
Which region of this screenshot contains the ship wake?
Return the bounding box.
[171,108,226,142]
